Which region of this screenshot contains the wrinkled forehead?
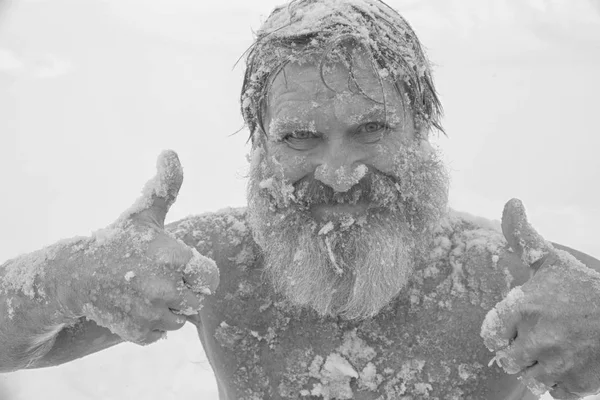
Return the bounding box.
[265,56,408,127]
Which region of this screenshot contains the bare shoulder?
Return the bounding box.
[166,207,260,272]
[431,210,531,310]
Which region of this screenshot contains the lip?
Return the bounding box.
[310,203,369,221]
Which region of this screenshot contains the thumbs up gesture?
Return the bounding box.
[63,151,219,345]
[482,199,600,399]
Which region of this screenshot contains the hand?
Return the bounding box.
[481,199,600,399]
[58,150,219,345]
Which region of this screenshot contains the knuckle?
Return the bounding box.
[157,246,192,268]
[140,276,178,301]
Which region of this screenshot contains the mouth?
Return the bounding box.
[310,202,369,221]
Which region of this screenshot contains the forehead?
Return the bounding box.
[265,56,406,125]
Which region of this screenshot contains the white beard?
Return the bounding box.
[247,143,449,320]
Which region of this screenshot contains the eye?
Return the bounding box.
[283,130,320,151]
[356,122,387,143]
[289,131,314,140]
[363,122,385,133]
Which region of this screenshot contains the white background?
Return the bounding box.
[1,0,599,399]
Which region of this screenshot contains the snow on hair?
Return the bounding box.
[240,0,444,143]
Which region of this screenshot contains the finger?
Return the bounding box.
[522,364,557,387]
[154,309,187,331]
[120,150,184,228]
[520,366,582,400]
[548,368,600,400]
[548,385,582,400]
[495,339,540,374]
[501,198,553,267]
[517,365,556,397]
[182,248,220,295]
[138,274,182,306]
[166,287,204,316]
[481,287,527,352]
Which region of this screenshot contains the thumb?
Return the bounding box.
[501,198,553,269]
[119,150,184,228]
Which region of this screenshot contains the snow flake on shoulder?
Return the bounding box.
[167,208,258,270]
[418,210,512,311]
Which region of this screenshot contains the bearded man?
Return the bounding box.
[3,1,600,399]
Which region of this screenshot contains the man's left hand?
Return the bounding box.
[481,198,600,399]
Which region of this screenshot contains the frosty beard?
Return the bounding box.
[247,141,449,320]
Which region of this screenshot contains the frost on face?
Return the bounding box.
[314,164,368,193]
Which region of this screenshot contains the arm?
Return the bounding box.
[1,151,218,372]
[0,238,93,371]
[1,237,126,371]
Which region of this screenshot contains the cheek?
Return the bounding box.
[261,145,314,183]
[368,139,403,176]
[368,137,427,177]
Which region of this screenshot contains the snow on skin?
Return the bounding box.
[2,150,218,344]
[171,207,540,398]
[118,150,183,222]
[1,236,86,301]
[124,271,136,282]
[183,247,218,295]
[314,164,368,193]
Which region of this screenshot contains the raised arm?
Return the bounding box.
[0,151,219,372]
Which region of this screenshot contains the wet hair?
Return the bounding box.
[240,0,444,143]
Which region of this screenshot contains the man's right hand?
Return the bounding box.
[57,150,219,345]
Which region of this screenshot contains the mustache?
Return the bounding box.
[292,168,401,208]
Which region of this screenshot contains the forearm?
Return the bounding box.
[30,318,123,368]
[0,237,90,372]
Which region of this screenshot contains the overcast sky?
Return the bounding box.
[1,0,600,262]
[1,1,600,399]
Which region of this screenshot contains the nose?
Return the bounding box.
[314,140,368,192]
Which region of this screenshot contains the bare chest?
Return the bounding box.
[196,270,525,400]
[170,210,532,399]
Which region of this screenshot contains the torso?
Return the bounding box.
[169,209,537,400]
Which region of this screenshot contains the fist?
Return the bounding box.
[482,199,600,399]
[61,151,219,345]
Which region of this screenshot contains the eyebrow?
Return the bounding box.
[267,105,401,137]
[268,117,317,138]
[350,107,387,122]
